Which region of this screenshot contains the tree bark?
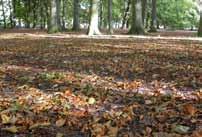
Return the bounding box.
[129,0,144,34]
[48,0,60,33]
[198,0,202,37]
[108,0,113,34]
[88,0,101,35]
[149,0,157,32]
[72,0,80,31]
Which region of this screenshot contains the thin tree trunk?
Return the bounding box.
[108,0,113,34]
[129,0,144,34]
[12,0,16,28]
[25,0,31,28]
[62,0,66,30]
[72,0,80,31]
[56,0,61,30]
[1,0,7,28]
[8,0,14,28]
[121,0,131,29]
[32,0,38,28]
[88,0,101,35]
[99,0,103,29]
[145,11,150,29]
[198,0,202,37]
[149,0,157,32]
[142,0,147,25]
[40,0,44,29]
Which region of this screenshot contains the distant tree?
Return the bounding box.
[121,0,131,29]
[142,0,147,25]
[129,0,144,34]
[72,0,80,31]
[0,0,6,28]
[88,0,101,35]
[108,0,113,34]
[149,0,157,32]
[198,0,202,36]
[56,0,62,30]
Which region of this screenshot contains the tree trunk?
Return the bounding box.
[56,0,62,30]
[129,0,144,34]
[1,0,7,28]
[72,0,80,31]
[88,0,101,35]
[48,0,60,33]
[198,0,202,37]
[8,0,14,28]
[12,0,16,28]
[25,0,31,28]
[99,0,103,29]
[142,0,147,25]
[121,0,131,29]
[62,0,67,30]
[40,0,45,29]
[108,0,113,34]
[32,0,38,28]
[149,0,157,32]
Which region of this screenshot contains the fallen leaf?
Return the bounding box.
[172,125,190,134]
[2,126,18,133]
[183,104,198,116]
[56,118,66,127]
[29,122,51,129]
[191,129,202,137]
[56,132,64,137]
[88,97,96,105]
[1,114,11,124]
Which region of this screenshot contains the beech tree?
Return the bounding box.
[88,0,101,35]
[48,0,60,33]
[129,0,144,34]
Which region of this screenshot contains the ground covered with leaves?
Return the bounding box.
[0,35,201,137]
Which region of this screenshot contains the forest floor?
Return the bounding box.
[0,30,201,137]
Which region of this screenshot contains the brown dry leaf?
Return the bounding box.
[191,129,202,137]
[1,114,11,124]
[146,127,152,134]
[91,123,106,136]
[56,118,66,127]
[56,132,64,137]
[29,122,51,129]
[183,104,198,116]
[2,126,18,133]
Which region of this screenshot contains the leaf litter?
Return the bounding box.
[0,37,201,137]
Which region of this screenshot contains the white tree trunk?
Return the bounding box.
[88,0,101,35]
